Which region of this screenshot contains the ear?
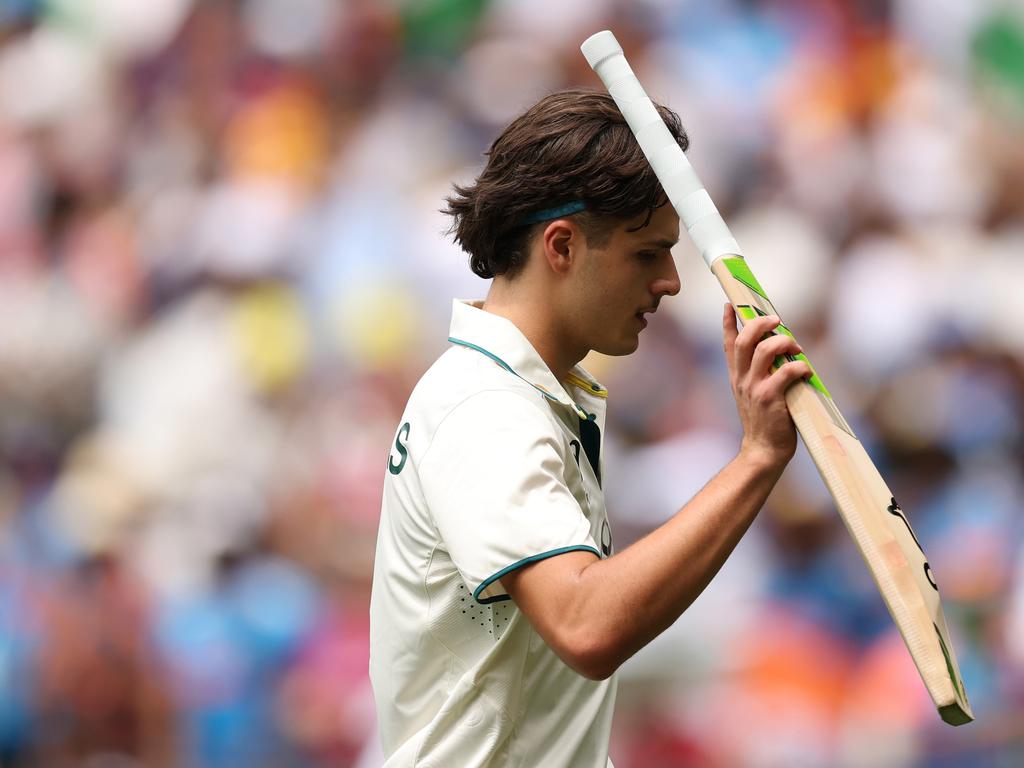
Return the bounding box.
[540,219,582,276]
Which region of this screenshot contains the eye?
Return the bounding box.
[636,250,659,262]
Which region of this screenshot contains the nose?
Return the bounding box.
[652,255,681,297]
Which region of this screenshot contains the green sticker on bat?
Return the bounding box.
[935,623,967,704]
[736,305,758,321]
[734,305,832,399]
[724,257,768,300]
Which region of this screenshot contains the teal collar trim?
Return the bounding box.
[448,337,515,375]
[448,336,591,421]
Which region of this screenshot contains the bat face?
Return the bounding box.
[713,256,973,726]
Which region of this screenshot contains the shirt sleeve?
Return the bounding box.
[419,389,600,604]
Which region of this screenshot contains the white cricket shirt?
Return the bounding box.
[370,300,617,767]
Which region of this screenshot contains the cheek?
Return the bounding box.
[574,257,634,328]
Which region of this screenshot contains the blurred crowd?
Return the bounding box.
[0,0,1022,766]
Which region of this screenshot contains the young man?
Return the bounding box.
[369,89,810,767]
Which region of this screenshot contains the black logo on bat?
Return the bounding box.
[888,497,938,591]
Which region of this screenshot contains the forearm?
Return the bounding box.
[566,446,786,676]
[504,309,808,680]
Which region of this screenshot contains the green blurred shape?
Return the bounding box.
[400,0,491,60]
[973,10,1024,109]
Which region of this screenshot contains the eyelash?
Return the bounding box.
[637,251,659,261]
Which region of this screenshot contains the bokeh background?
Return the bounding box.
[1,0,1022,765]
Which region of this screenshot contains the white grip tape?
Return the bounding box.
[679,189,716,227]
[676,189,740,263]
[594,54,637,94]
[651,142,698,185]
[582,30,742,268]
[580,29,622,67]
[690,217,742,265]
[661,169,704,214]
[634,119,676,159]
[607,75,648,106]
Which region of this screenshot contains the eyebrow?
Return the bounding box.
[639,238,679,249]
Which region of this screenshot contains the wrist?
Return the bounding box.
[737,438,792,478]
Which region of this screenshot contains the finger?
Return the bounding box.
[722,303,738,355]
[765,359,814,397]
[733,314,781,371]
[750,333,803,378]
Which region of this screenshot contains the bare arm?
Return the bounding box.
[502,306,812,679]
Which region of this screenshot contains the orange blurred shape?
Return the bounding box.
[843,628,933,726]
[225,82,331,190]
[697,604,857,766]
[732,604,854,711]
[847,35,906,116]
[775,34,907,139]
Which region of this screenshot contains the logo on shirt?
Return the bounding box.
[600,520,612,557]
[388,422,411,475]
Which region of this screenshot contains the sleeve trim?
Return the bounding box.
[472,545,601,605]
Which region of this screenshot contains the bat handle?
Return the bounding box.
[581,30,743,268]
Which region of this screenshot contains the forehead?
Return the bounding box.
[617,204,680,246]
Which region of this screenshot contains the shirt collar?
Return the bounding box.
[447,300,607,420]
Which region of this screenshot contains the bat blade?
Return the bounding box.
[582,29,973,725]
[713,258,972,726]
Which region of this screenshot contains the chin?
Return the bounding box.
[595,336,640,357]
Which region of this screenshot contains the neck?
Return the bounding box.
[482,278,584,383]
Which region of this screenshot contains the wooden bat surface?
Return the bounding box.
[582,29,973,725]
[711,256,972,726]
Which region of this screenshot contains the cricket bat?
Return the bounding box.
[582,29,972,726]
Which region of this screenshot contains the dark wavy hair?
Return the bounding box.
[444,88,688,279]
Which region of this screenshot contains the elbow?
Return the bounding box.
[561,633,623,681]
[575,659,618,682]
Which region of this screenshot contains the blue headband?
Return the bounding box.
[519,200,586,227]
